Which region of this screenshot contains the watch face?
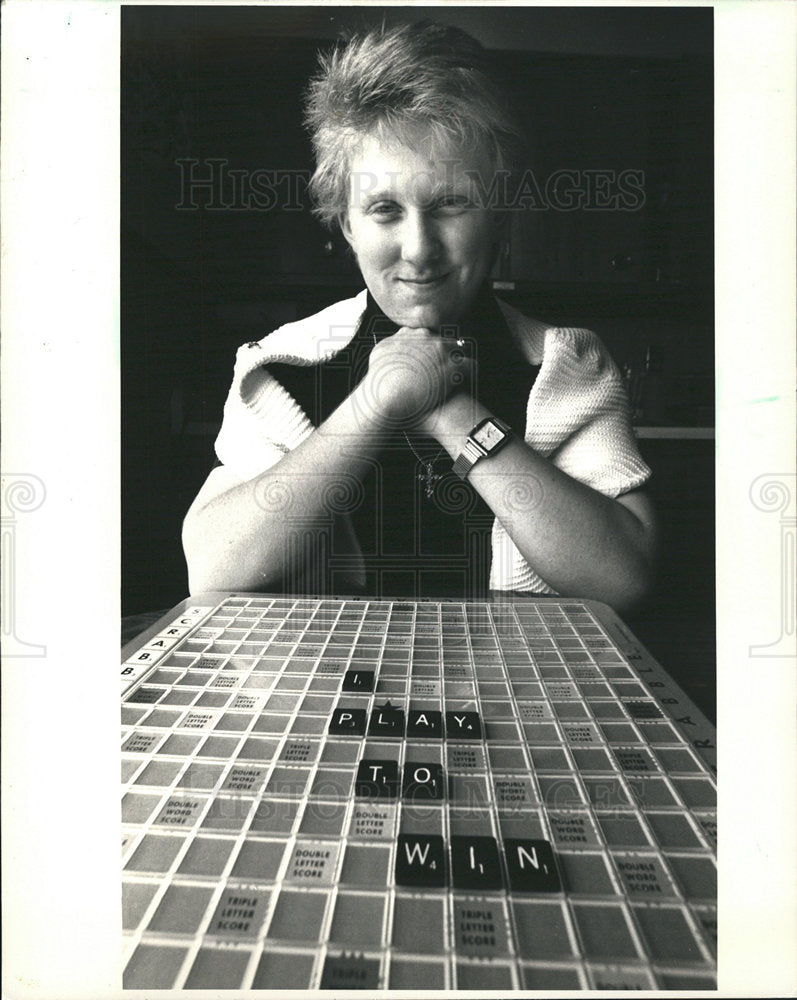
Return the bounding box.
[473,420,507,450]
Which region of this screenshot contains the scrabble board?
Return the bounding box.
[121,593,717,991]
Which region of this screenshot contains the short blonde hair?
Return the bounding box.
[304,21,527,228]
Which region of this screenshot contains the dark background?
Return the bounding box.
[122,6,715,720]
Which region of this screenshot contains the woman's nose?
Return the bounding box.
[399,211,441,267]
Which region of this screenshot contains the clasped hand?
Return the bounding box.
[364,327,474,430]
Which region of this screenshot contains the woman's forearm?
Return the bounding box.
[182,380,393,593]
[424,393,657,613]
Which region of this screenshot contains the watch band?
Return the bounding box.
[452,417,512,480]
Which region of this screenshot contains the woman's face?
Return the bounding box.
[341,132,502,329]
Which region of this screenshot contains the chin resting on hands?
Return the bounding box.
[363,327,474,426]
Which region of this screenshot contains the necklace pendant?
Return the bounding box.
[418,463,441,499]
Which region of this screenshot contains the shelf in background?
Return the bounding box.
[634,426,714,439]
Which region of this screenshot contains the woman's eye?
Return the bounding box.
[439,196,464,206]
[435,196,469,213]
[369,202,400,219]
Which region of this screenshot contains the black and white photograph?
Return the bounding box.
[120,8,716,986]
[2,2,795,997]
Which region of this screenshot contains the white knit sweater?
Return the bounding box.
[215,290,651,593]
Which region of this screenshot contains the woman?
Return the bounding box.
[183,21,656,612]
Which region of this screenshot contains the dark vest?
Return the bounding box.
[264,289,538,599]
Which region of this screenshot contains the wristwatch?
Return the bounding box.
[452,417,512,480]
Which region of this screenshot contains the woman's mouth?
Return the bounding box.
[398,274,449,287]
